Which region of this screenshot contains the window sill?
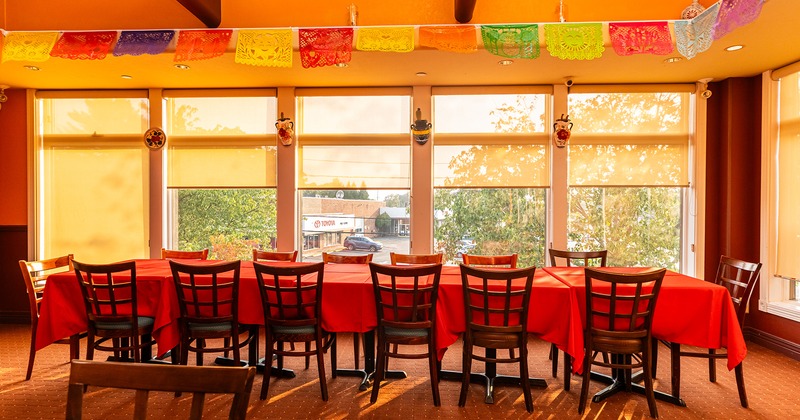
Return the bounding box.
[759,299,800,323]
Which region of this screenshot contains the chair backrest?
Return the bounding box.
[253,262,325,329]
[715,255,762,326]
[252,249,298,262]
[584,268,666,345]
[19,254,74,318]
[66,360,256,420]
[461,253,518,268]
[73,260,141,328]
[161,248,209,260]
[459,264,536,331]
[549,249,607,267]
[370,262,442,329]
[169,260,241,326]
[389,252,443,265]
[321,252,373,264]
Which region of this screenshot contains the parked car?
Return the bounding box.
[343,235,383,252]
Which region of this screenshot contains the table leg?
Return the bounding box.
[335,330,407,391]
[590,354,686,407]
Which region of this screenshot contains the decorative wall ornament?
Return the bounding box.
[481,24,540,59]
[299,28,353,68]
[675,2,720,59]
[609,22,674,56]
[144,127,166,150]
[1,32,59,62]
[713,0,765,40]
[356,27,414,52]
[411,108,432,145]
[50,32,117,60]
[276,113,294,146]
[174,29,232,61]
[553,114,573,148]
[545,23,604,60]
[235,29,292,67]
[113,31,174,56]
[681,0,706,19]
[418,26,477,53]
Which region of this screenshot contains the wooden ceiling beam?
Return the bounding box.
[176,0,221,28]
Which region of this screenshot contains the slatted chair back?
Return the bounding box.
[321,252,372,264]
[19,254,78,379]
[161,248,209,260]
[66,360,256,420]
[715,255,762,326]
[389,252,443,265]
[549,249,607,267]
[461,253,518,268]
[252,249,298,262]
[73,260,154,362]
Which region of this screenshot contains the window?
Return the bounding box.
[433,89,550,266]
[297,90,412,263]
[164,91,278,260]
[763,69,800,320]
[36,92,150,263]
[566,90,691,270]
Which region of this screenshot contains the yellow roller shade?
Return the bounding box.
[777,72,800,280]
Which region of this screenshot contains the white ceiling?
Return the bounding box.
[0,0,798,90]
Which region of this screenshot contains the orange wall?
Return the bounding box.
[0,88,28,225]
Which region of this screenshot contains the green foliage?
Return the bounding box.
[302,189,370,199]
[177,189,276,260]
[383,192,409,208]
[375,212,392,234]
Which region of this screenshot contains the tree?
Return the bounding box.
[383,192,409,208]
[375,212,392,235]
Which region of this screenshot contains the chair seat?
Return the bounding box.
[272,324,315,335]
[95,316,154,330]
[385,325,428,338]
[188,321,233,332]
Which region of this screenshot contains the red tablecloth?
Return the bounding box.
[543,266,747,370]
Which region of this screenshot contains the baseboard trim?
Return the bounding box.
[0,310,31,324]
[744,326,800,361]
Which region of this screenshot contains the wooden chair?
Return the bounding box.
[253,261,335,401]
[73,260,156,363]
[369,262,443,406]
[19,254,85,380]
[458,264,537,413]
[322,251,372,370]
[461,253,518,268]
[548,248,608,390]
[321,252,373,264]
[66,360,256,420]
[252,249,298,262]
[660,255,761,407]
[389,252,443,265]
[161,248,209,260]
[578,267,666,418]
[169,260,254,367]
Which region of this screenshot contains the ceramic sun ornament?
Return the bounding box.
[144,127,166,150]
[681,0,706,19]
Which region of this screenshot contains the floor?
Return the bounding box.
[1,323,798,419]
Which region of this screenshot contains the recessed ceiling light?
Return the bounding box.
[121,75,133,80]
[334,62,348,68]
[24,65,41,71]
[416,72,427,77]
[725,45,744,52]
[498,59,514,66]
[663,57,682,64]
[174,64,191,70]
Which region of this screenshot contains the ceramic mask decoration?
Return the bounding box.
[553,114,573,148]
[276,114,294,146]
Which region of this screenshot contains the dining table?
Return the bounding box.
[36,259,746,407]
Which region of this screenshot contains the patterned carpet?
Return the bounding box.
[0,323,797,419]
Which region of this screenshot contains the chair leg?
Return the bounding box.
[370,337,387,403]
[196,338,204,366]
[260,337,274,400]
[578,349,591,414]
[670,342,681,401]
[458,340,472,407]
[428,340,441,407]
[305,342,311,369]
[550,343,558,378]
[643,350,658,418]
[651,338,659,378]
[86,331,95,361]
[520,344,533,413]
[708,348,716,382]
[353,333,361,370]
[564,352,571,391]
[735,363,748,408]
[26,325,37,380]
[316,336,329,401]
